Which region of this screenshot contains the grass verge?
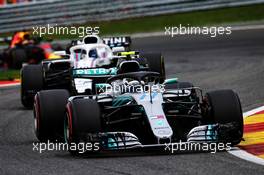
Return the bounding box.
[97,3,264,36]
[0,69,20,81]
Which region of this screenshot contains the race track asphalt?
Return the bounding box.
[0,28,264,175]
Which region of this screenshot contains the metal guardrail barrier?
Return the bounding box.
[0,0,264,33]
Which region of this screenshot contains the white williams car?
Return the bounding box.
[20,35,166,108]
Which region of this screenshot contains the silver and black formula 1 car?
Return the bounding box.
[21,35,165,108]
[33,71,243,154]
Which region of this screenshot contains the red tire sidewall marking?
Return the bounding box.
[66,102,73,143]
[34,94,40,134]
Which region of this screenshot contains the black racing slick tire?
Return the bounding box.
[10,48,27,69]
[141,53,166,82]
[205,90,243,145]
[33,89,69,142]
[65,98,101,153]
[21,64,43,109]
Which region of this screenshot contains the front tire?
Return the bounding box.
[205,90,243,145]
[21,64,43,109]
[34,89,69,142]
[65,98,101,154]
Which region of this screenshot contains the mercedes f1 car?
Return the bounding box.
[33,71,243,154]
[21,35,165,108]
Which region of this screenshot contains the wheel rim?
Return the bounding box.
[65,103,73,143]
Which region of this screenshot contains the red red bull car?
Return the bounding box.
[0,32,61,69]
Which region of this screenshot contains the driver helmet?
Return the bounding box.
[89,46,112,67]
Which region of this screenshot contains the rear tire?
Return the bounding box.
[21,64,43,109]
[141,53,166,82]
[33,89,69,142]
[205,90,243,145]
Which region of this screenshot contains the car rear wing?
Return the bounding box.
[102,36,131,48]
[69,36,131,48]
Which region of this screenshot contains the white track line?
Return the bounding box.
[232,24,264,31]
[0,82,20,88]
[228,148,264,166]
[228,106,264,166]
[243,106,264,118]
